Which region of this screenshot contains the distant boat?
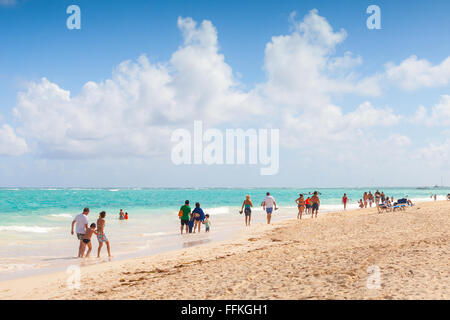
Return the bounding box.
[416,187,428,190]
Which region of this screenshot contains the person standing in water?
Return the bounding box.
[97,211,111,258]
[311,191,320,218]
[240,195,253,226]
[192,202,205,233]
[71,207,89,258]
[295,194,305,219]
[179,200,191,234]
[342,193,348,210]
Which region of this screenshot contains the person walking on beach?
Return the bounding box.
[71,207,89,258]
[295,194,305,219]
[375,190,381,206]
[262,192,277,224]
[363,192,368,208]
[342,193,348,210]
[179,200,191,234]
[311,191,320,218]
[305,197,312,215]
[368,192,374,207]
[192,202,205,233]
[240,195,253,226]
[97,211,111,258]
[188,210,195,233]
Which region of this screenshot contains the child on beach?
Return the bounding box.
[204,214,211,232]
[359,199,364,208]
[82,223,97,258]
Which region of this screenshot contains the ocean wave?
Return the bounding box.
[109,189,120,192]
[0,226,55,233]
[47,214,73,219]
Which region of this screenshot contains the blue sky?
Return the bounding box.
[1,0,450,187]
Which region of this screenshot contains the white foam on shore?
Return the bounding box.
[47,214,72,219]
[0,226,55,233]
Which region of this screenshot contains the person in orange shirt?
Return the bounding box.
[305,197,311,215]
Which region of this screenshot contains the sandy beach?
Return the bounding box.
[0,200,448,300]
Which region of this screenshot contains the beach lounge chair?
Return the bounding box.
[378,202,391,213]
[393,198,408,211]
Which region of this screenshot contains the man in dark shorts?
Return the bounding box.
[179,200,191,234]
[311,191,320,218]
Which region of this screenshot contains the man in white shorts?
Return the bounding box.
[262,192,277,224]
[71,207,89,258]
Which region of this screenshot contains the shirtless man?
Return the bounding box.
[310,191,320,218]
[97,211,111,258]
[82,223,97,258]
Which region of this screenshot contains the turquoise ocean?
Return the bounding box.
[0,187,448,280]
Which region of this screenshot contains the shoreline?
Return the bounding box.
[1,199,448,299]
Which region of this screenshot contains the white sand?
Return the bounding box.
[0,200,448,299]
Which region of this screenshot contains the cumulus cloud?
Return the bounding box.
[0,124,28,156]
[7,10,403,161]
[12,17,257,158]
[385,55,450,90]
[411,95,450,126]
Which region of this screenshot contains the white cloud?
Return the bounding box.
[411,95,450,126]
[8,10,402,162]
[12,17,258,158]
[0,124,28,156]
[385,55,450,90]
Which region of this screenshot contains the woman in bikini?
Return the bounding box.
[240,195,253,226]
[295,194,305,219]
